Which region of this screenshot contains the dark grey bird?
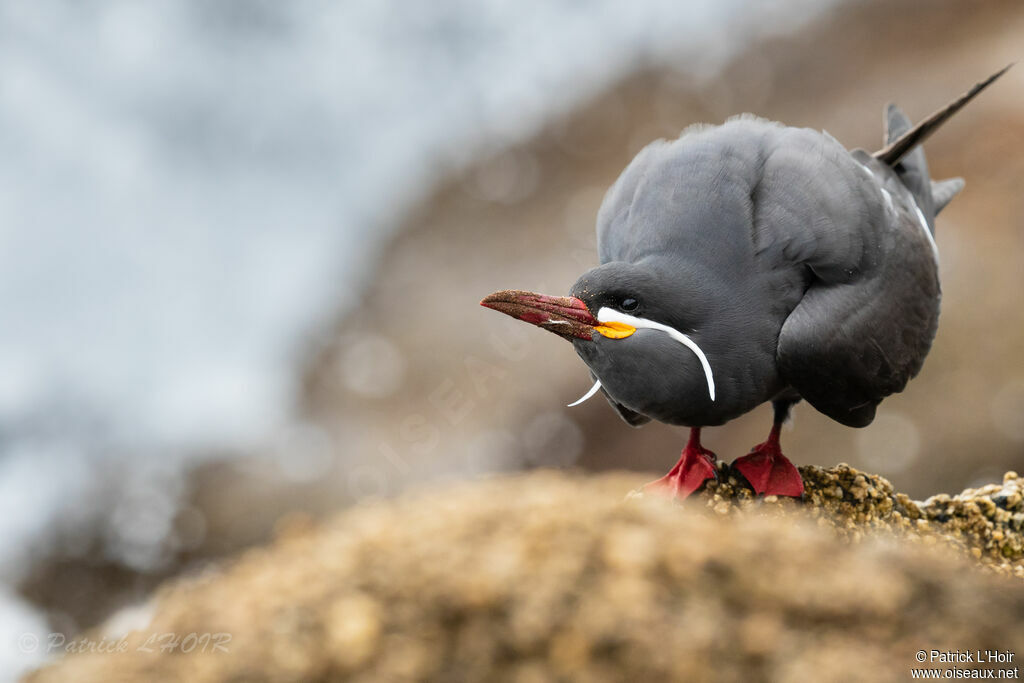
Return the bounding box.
[481,67,1010,498]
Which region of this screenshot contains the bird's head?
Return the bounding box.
[481,261,718,424]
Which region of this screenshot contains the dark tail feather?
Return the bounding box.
[874,64,1012,166]
[932,177,965,214]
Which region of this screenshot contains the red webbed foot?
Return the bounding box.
[730,423,804,498]
[644,428,718,499]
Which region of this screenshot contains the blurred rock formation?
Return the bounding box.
[27,469,1024,682]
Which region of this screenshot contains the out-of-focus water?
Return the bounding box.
[0,0,837,676]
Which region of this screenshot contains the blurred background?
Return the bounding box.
[2,0,1022,678]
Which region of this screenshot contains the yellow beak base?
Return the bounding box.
[594,321,636,339]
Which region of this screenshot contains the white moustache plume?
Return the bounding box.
[567,379,603,407]
[595,307,716,402]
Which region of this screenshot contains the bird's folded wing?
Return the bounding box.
[776,209,940,427]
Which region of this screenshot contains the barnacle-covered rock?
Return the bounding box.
[697,464,1024,579]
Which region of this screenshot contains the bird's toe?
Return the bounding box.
[730,445,805,498]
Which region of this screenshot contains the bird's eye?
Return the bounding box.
[620,298,639,312]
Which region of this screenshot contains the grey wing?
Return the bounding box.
[776,158,940,427]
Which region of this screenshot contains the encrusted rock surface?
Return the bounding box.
[27,467,1024,683]
[696,464,1024,579]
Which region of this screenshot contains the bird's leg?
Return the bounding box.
[643,427,717,499]
[730,401,804,497]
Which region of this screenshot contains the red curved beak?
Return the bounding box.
[480,289,598,341]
